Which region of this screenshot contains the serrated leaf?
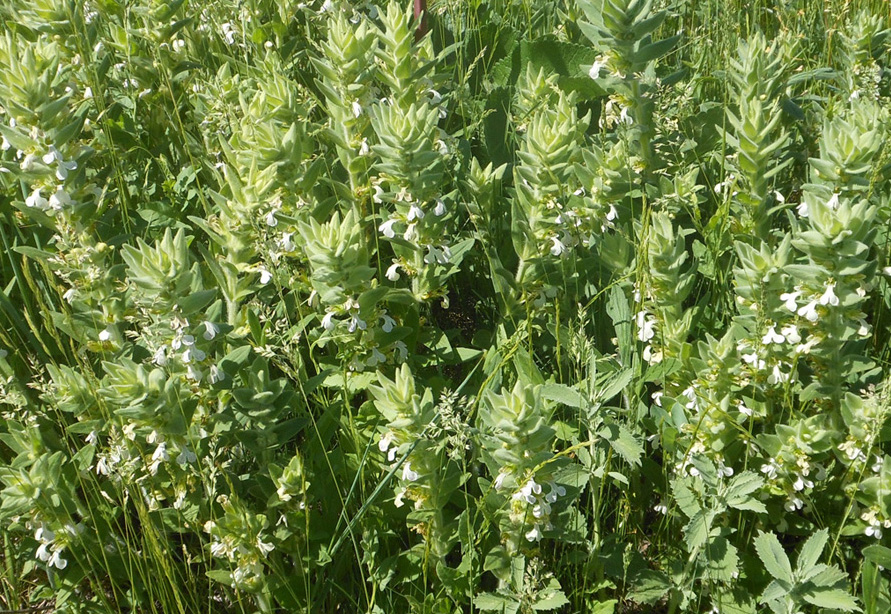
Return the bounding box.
[796,528,828,574]
[475,592,517,611]
[802,588,860,612]
[671,477,702,519]
[725,471,763,502]
[684,511,712,551]
[541,383,586,408]
[598,423,643,467]
[754,531,793,584]
[704,536,739,582]
[628,568,670,605]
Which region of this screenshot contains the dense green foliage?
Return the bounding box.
[1,0,891,612]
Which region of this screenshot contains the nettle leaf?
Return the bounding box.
[704,536,739,582]
[684,510,714,551]
[627,568,671,605]
[532,579,569,610]
[796,528,828,574]
[724,471,766,513]
[541,383,586,408]
[802,588,860,612]
[671,477,703,519]
[598,423,643,467]
[754,531,793,584]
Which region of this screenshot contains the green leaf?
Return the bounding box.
[704,536,739,582]
[802,588,860,612]
[541,383,586,408]
[627,568,670,605]
[796,528,828,574]
[598,423,643,467]
[671,477,702,519]
[754,531,793,584]
[863,544,891,568]
[725,471,766,513]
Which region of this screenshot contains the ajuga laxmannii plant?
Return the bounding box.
[2,1,891,613]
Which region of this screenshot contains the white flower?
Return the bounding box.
[256,536,275,555]
[588,55,608,80]
[767,363,790,385]
[773,190,785,203]
[278,232,295,252]
[380,313,396,332]
[545,482,566,504]
[42,145,77,180]
[401,462,419,482]
[25,188,49,211]
[784,496,804,512]
[652,391,663,407]
[654,503,668,515]
[514,478,543,505]
[493,471,508,491]
[827,192,840,210]
[394,487,407,508]
[202,321,219,340]
[738,401,753,417]
[366,347,387,367]
[780,290,801,311]
[49,187,72,210]
[525,525,542,542]
[642,344,662,364]
[761,324,785,345]
[792,475,813,491]
[407,204,425,221]
[351,100,362,118]
[259,268,273,284]
[606,203,618,222]
[378,431,398,462]
[321,312,336,330]
[386,262,401,281]
[872,455,883,473]
[797,300,819,322]
[866,525,883,539]
[818,282,839,307]
[152,442,169,464]
[208,364,225,384]
[433,199,446,216]
[424,245,451,265]
[379,218,398,238]
[550,236,567,256]
[63,288,77,303]
[177,447,197,465]
[49,548,68,569]
[187,365,203,381]
[761,460,779,480]
[781,325,801,344]
[393,340,408,362]
[348,313,367,333]
[265,210,278,227]
[635,311,656,342]
[182,347,206,363]
[403,223,418,241]
[358,138,370,155]
[98,326,113,342]
[796,201,809,217]
[532,501,551,518]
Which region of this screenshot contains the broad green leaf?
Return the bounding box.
[541,383,586,408]
[754,531,793,584]
[802,588,860,612]
[796,528,828,574]
[598,423,643,467]
[863,544,891,568]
